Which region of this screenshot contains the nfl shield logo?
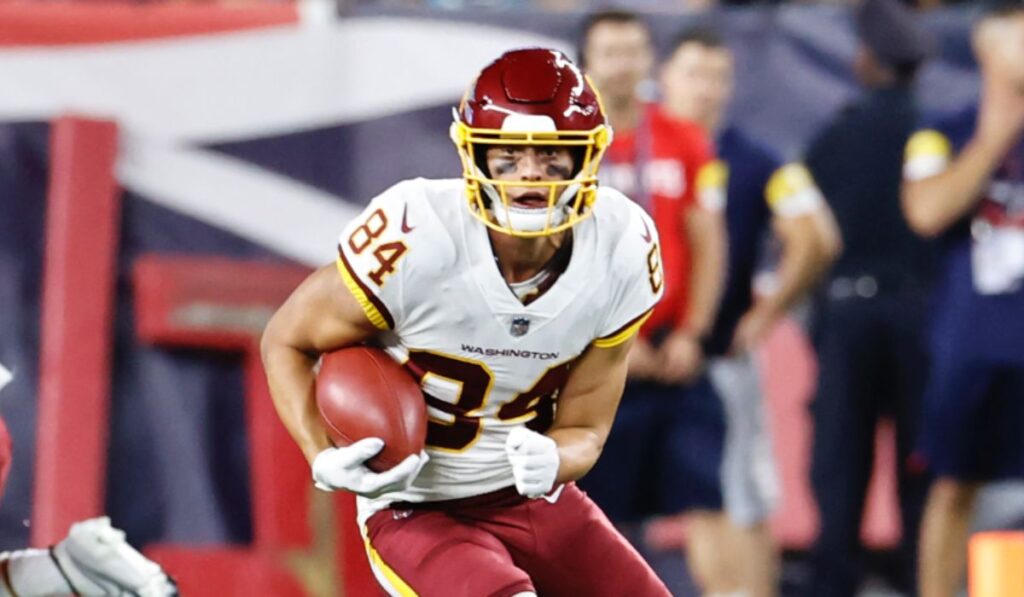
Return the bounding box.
[510,317,531,337]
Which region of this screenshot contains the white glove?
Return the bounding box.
[505,427,560,499]
[51,517,178,597]
[312,437,428,498]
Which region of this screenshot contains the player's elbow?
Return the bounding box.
[686,208,725,254]
[259,326,277,369]
[573,428,610,481]
[817,221,843,265]
[901,182,948,239]
[905,214,947,239]
[260,311,288,367]
[587,424,612,460]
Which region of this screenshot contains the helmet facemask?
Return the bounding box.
[450,115,611,238]
[452,49,612,236]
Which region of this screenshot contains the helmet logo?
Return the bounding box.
[502,53,562,102]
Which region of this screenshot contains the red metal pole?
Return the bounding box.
[32,116,120,545]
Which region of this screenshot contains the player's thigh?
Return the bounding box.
[811,308,881,445]
[364,509,533,597]
[918,353,1001,480]
[521,484,670,597]
[658,374,726,513]
[709,354,780,526]
[577,383,660,521]
[971,365,1024,479]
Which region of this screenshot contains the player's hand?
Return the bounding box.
[51,517,178,597]
[627,336,659,380]
[312,438,429,498]
[655,329,703,385]
[729,305,779,355]
[505,427,560,499]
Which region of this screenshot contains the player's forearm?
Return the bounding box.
[902,136,1006,238]
[762,216,839,317]
[683,209,726,335]
[259,265,380,465]
[260,337,332,465]
[760,259,816,322]
[547,341,630,483]
[548,426,607,484]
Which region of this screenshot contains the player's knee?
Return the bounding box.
[688,509,728,529]
[929,478,981,513]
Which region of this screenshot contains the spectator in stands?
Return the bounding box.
[660,26,841,597]
[573,10,735,596]
[901,2,1024,596]
[802,0,935,595]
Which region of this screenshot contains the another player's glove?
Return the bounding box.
[505,427,560,499]
[50,516,178,597]
[312,437,428,498]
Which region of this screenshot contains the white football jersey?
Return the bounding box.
[335,178,662,523]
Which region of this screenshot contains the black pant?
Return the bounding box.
[803,292,931,597]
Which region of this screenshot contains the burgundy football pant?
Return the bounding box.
[363,483,669,597]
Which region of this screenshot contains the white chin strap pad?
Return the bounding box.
[483,181,581,233]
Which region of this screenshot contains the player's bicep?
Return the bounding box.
[901,129,955,236]
[772,205,842,259]
[695,159,728,213]
[682,159,726,247]
[684,203,724,244]
[550,335,635,440]
[765,162,825,217]
[263,264,379,357]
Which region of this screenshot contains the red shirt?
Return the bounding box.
[600,104,714,336]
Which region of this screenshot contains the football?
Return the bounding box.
[315,346,427,472]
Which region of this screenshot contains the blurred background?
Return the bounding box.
[0,1,1020,595]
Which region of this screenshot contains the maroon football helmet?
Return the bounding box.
[450,48,612,237]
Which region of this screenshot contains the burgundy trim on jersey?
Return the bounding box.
[337,244,396,330]
[520,232,574,306]
[390,486,526,512]
[597,307,653,343]
[0,557,16,597]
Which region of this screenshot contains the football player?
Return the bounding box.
[660,26,840,597]
[799,2,934,594]
[902,3,1024,596]
[571,10,736,596]
[0,369,177,596]
[261,49,670,596]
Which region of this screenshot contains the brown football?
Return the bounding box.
[315,346,427,472]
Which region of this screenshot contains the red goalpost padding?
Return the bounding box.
[32,116,121,546]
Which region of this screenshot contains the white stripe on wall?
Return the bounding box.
[0,18,569,144]
[117,135,360,266]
